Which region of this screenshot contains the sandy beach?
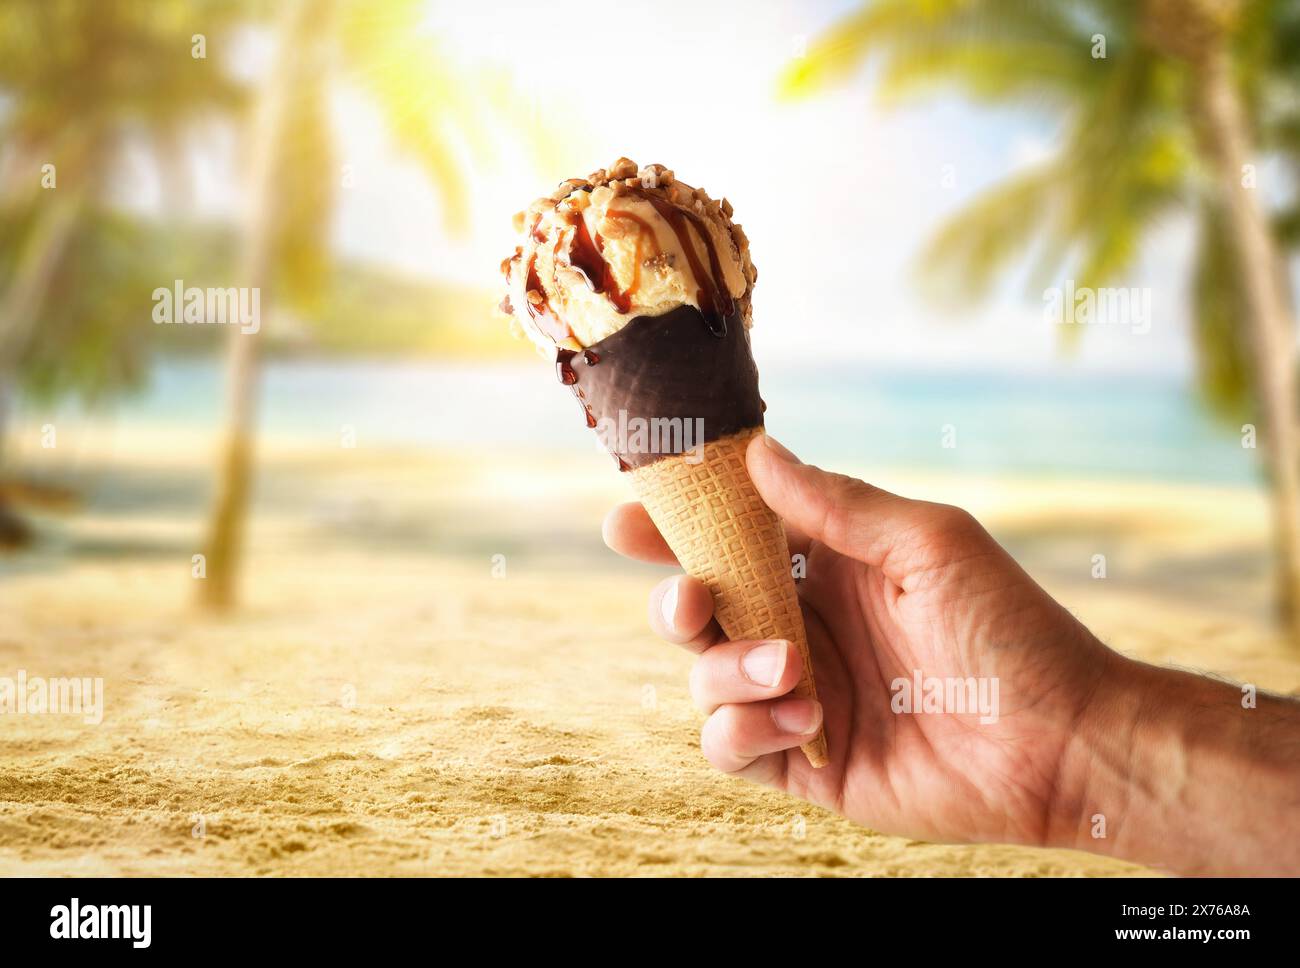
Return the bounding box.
[2,424,1297,877]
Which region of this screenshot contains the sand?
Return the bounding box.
[2,426,1297,877]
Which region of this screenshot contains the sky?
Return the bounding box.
[203,0,1205,374]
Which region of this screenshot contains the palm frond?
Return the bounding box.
[916,164,1061,303]
[782,0,1108,105]
[875,43,1095,106]
[336,0,480,231]
[780,0,965,99]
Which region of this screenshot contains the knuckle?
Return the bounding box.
[819,474,872,546]
[903,504,994,580]
[925,503,980,541]
[701,704,742,753]
[699,715,726,768]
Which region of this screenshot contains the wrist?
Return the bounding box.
[1043,644,1153,858]
[1047,645,1300,874]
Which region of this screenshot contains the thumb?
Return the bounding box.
[746,433,968,580]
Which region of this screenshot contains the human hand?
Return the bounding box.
[603,434,1113,849]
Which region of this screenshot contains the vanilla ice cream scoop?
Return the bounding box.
[500,158,757,351]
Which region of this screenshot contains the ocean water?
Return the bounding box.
[104,357,1255,485]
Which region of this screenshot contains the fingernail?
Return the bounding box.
[763,434,800,463]
[771,698,822,735]
[741,641,787,687]
[659,579,680,633]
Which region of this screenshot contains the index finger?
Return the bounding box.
[603,502,678,565]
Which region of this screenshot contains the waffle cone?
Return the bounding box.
[629,427,828,768]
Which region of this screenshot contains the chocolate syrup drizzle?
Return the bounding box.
[522,183,745,462]
[563,188,735,337]
[566,214,634,314]
[555,348,599,429]
[524,184,737,347]
[524,253,570,344]
[624,187,734,336]
[557,347,626,469]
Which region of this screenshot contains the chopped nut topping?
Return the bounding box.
[642,252,675,271]
[608,156,637,179]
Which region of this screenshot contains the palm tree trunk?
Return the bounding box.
[198,0,310,609]
[1193,44,1300,642]
[0,188,85,370]
[0,160,89,551]
[200,313,261,609]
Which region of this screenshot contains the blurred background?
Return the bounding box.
[1,0,1298,877]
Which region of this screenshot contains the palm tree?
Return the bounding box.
[0,0,250,546]
[782,0,1300,642]
[199,0,551,608]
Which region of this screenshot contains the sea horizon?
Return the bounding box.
[12,354,1258,486]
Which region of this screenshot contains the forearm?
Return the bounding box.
[1052,647,1300,875]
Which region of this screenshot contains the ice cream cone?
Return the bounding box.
[629,427,829,768]
[500,158,829,768]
